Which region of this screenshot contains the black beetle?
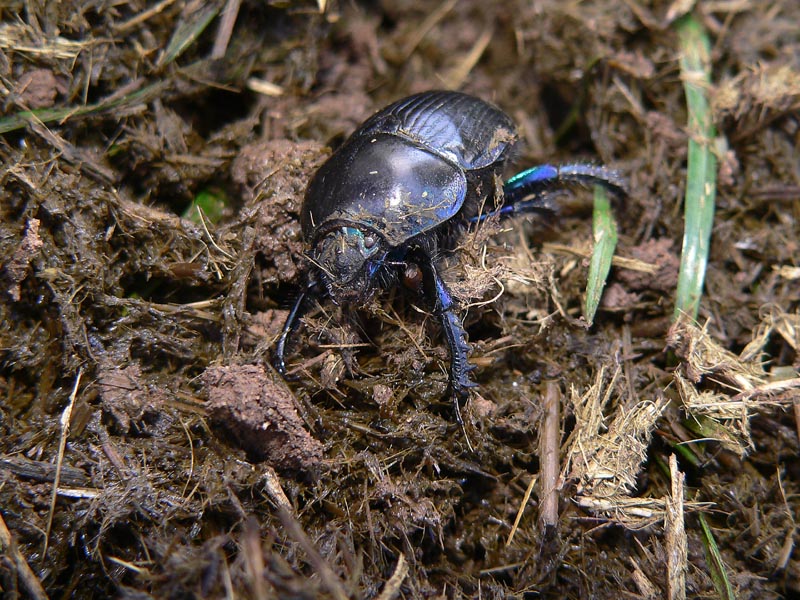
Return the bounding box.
[273,91,624,421]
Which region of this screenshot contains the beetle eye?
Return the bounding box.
[363,235,376,249]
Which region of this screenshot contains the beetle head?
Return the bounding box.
[313,226,386,305]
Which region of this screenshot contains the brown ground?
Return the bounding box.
[1,1,799,598]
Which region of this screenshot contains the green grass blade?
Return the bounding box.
[584,185,618,326]
[0,81,168,134]
[159,3,221,66]
[673,15,717,321]
[698,513,736,600]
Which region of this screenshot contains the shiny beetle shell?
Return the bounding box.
[301,91,517,247]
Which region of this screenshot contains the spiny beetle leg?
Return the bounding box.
[471,163,626,224]
[417,252,476,423]
[441,310,478,395]
[504,163,627,202]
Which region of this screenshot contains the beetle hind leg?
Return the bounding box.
[471,163,626,223]
[504,163,626,205]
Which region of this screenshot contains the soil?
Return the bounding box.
[1,1,799,598]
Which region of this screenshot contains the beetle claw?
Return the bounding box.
[450,374,479,400]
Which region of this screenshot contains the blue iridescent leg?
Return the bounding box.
[472,163,626,223]
[416,251,477,424]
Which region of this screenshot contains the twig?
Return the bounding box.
[0,512,49,600]
[114,0,180,32]
[42,366,83,562]
[401,0,458,60]
[375,553,409,600]
[28,117,116,184]
[538,380,561,529]
[506,474,537,546]
[278,508,349,600]
[542,242,658,273]
[243,517,271,600]
[793,396,800,448]
[441,26,493,90]
[665,454,687,600]
[212,0,242,59]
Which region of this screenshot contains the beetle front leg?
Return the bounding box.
[272,278,320,377]
[417,254,477,423]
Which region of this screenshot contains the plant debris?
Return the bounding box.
[1,1,799,598]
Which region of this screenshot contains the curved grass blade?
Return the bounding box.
[584,185,618,326]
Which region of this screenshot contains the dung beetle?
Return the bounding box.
[273,91,625,422]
